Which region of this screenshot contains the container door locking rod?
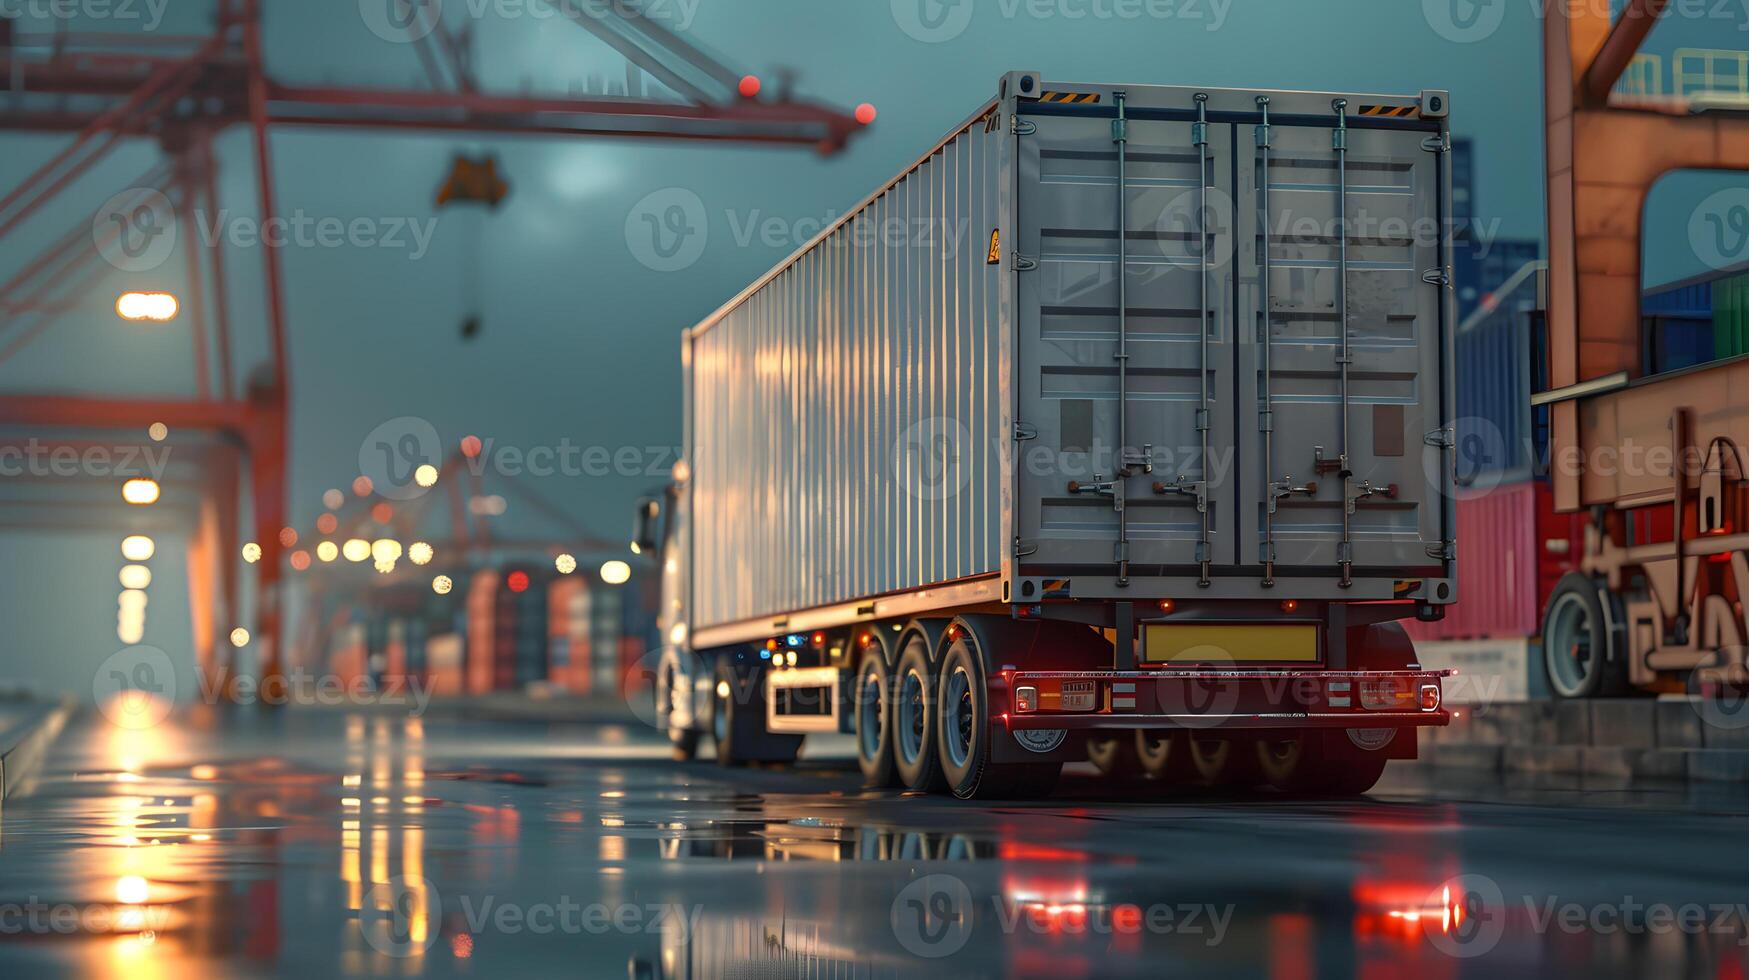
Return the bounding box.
[1257,95,1316,588]
[1112,91,1153,587]
[1153,93,1214,588]
[1069,92,1153,586]
[1332,99,1356,589]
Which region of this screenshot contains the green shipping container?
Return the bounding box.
[1713,273,1749,360]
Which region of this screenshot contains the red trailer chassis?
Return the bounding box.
[998,669,1452,731]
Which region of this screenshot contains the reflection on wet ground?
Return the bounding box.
[1,708,1747,978]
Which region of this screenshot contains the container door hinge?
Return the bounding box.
[1014,253,1038,272]
[1426,541,1456,561]
[1424,426,1455,449]
[1422,134,1450,153]
[1014,537,1038,557]
[1014,422,1038,442]
[1012,117,1037,136]
[1422,267,1452,288]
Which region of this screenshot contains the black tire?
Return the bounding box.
[1542,572,1628,699]
[853,651,899,788]
[669,727,701,762]
[1134,729,1196,784]
[711,655,802,767]
[892,633,946,792]
[659,656,701,761]
[935,633,1060,800]
[1186,732,1263,788]
[1087,732,1141,778]
[1255,729,1390,796]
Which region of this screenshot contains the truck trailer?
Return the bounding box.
[635,73,1456,799]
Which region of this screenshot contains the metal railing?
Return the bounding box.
[1675,47,1749,99]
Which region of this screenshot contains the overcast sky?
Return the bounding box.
[1,0,1744,695]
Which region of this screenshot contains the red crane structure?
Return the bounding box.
[1537,0,1749,694]
[0,0,869,695]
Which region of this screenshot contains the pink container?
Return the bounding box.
[1404,480,1582,642]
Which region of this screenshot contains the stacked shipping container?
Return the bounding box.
[320,565,655,698]
[1405,260,1575,700]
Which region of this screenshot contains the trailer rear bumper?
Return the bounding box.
[998,669,1454,731]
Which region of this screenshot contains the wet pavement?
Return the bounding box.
[1,709,1747,978]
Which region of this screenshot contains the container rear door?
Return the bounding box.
[1235,120,1446,575]
[1014,112,1237,575]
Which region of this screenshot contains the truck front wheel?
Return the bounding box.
[1255,729,1389,795]
[711,655,802,767]
[935,636,1060,800]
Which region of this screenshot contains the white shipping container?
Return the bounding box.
[684,74,1457,644]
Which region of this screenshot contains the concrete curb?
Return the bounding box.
[0,699,73,810]
[1414,698,1749,782]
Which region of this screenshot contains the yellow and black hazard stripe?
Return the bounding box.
[1038,90,1101,104]
[1359,104,1419,118]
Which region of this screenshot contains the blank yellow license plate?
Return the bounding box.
[1143,625,1319,664]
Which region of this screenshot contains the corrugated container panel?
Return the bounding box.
[1714,274,1749,359]
[1455,282,1537,480]
[688,111,1004,631]
[1643,280,1712,318]
[1403,480,1582,643]
[465,570,500,694]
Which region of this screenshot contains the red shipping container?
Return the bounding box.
[465,570,500,695]
[1404,480,1583,643]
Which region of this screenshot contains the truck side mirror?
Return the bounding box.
[632,497,661,555]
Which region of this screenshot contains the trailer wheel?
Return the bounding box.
[1255,729,1390,795]
[1186,733,1262,788]
[1134,729,1195,784]
[711,655,802,767]
[892,635,946,791]
[853,651,899,787]
[1087,732,1141,778]
[935,635,1060,800]
[1542,573,1627,699]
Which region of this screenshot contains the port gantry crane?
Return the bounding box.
[1541,0,1749,691]
[0,0,869,694]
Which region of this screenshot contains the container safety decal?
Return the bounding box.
[1038,90,1101,104]
[987,229,1001,265]
[1359,104,1419,118]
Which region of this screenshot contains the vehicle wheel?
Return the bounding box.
[1087,732,1141,778]
[1134,729,1196,784]
[892,633,946,792]
[1186,733,1262,787]
[659,656,700,761]
[853,651,899,788]
[669,727,701,762]
[1542,572,1627,699]
[935,632,1060,800]
[1256,729,1390,796]
[712,655,802,767]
